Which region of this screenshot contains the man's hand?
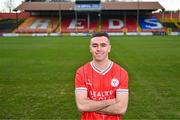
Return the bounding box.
[96,93,129,115]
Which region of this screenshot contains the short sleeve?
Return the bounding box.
[75,67,87,92]
[116,68,129,94]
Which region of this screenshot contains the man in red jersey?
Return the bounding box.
[75,32,129,120]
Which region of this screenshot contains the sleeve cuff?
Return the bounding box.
[116,89,129,93]
[75,87,87,92]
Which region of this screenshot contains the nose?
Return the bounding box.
[97,45,101,51]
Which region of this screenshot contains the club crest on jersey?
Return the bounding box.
[111,78,119,87]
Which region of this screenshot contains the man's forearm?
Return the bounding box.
[96,101,127,115]
[76,98,116,112]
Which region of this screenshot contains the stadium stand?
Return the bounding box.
[139,16,164,32]
[61,16,99,33]
[162,22,179,32]
[101,16,137,32]
[178,22,180,26]
[153,11,180,32]
[0,19,17,33]
[61,17,89,33]
[0,12,30,19]
[0,12,29,33]
[15,16,59,33]
[126,16,137,32]
[0,0,178,35]
[101,17,125,32]
[154,11,180,20]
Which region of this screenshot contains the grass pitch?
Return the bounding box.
[0,36,180,119]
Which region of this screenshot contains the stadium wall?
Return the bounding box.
[0,12,30,19]
[1,31,180,37]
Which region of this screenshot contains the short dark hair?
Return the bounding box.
[91,32,109,39]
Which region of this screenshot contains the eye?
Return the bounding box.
[101,43,107,47]
[92,44,98,48]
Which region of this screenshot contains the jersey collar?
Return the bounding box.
[90,61,113,75]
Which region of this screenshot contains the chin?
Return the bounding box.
[94,58,104,62]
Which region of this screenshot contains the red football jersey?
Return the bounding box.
[75,61,128,120]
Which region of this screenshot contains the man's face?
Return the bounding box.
[90,36,111,62]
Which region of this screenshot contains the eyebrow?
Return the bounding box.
[91,43,108,46]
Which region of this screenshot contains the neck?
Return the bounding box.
[92,58,111,70]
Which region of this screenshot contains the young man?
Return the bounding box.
[75,32,129,120]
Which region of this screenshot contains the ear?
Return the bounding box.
[89,45,92,53]
[108,45,111,53]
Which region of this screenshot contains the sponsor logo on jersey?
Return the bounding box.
[89,90,114,100]
[85,79,92,86]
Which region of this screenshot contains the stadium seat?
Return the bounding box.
[14,14,179,33]
[0,19,17,33]
[61,17,90,33]
[139,16,164,32]
[101,16,137,32]
[162,22,180,32]
[16,16,59,33]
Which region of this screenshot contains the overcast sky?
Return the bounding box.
[0,0,180,12]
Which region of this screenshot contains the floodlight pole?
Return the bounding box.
[162,10,164,20]
[88,13,90,32]
[98,12,101,32]
[124,11,126,28]
[75,10,78,33]
[59,3,61,33]
[15,10,18,29]
[170,11,172,20]
[137,0,140,32]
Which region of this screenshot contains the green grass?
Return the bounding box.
[0,36,180,119]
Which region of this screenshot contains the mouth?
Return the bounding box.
[95,52,104,56]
